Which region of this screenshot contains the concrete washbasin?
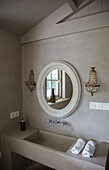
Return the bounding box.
[24,129,74,152]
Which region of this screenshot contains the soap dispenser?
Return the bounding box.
[20,118,26,131]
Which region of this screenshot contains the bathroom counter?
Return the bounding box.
[2,127,109,170]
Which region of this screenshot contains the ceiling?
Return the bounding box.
[0,0,95,36]
[0,0,65,36]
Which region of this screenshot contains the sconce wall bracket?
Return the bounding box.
[25,70,36,92]
[85,67,100,96]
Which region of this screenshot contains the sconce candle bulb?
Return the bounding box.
[25,70,36,92]
[85,67,100,96]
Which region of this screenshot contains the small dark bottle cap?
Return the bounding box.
[21,118,24,122]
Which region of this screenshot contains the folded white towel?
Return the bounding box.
[82,140,96,157]
[71,138,86,154]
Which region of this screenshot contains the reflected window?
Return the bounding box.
[46,69,60,99]
[45,69,66,101]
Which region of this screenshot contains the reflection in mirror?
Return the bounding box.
[44,69,72,110]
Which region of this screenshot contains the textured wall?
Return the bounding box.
[22,27,109,143]
[0,29,22,153]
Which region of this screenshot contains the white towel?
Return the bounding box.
[71,138,86,154]
[82,140,96,157]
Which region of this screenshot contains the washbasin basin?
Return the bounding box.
[24,129,74,152]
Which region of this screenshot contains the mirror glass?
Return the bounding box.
[45,69,72,110]
[37,61,81,118]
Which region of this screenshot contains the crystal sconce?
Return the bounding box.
[85,67,100,96]
[25,70,36,92]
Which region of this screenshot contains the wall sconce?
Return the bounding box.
[25,70,36,92]
[85,67,100,96]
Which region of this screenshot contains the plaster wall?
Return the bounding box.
[22,26,109,142]
[22,0,109,144]
[0,29,22,154]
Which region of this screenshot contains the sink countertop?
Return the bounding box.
[2,127,109,170]
[3,126,37,139]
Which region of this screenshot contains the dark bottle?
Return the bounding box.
[50,88,56,103]
[20,118,26,131]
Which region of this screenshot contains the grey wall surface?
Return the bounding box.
[0,29,22,166]
[22,26,109,143]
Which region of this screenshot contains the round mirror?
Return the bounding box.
[37,61,81,118]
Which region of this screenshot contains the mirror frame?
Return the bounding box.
[37,61,81,118]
